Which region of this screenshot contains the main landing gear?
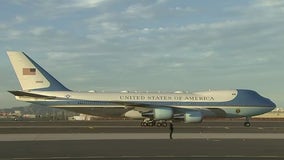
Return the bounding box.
[244,117,251,127]
[140,119,168,127]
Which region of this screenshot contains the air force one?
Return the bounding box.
[7,51,276,127]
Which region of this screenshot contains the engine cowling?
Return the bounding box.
[184,111,203,123]
[124,110,143,119]
[153,107,173,120]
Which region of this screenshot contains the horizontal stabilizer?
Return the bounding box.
[8,91,56,99]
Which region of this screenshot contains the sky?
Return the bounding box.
[0,0,283,108]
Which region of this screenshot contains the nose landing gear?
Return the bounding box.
[244,117,251,127]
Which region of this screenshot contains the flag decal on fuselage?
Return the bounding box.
[23,68,36,75]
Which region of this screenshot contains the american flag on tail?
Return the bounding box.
[23,68,36,75]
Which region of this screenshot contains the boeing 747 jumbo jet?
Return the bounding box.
[7,51,276,127]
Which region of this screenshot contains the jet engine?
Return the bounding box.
[153,107,173,120]
[124,110,143,119]
[184,110,203,123]
[141,107,173,120]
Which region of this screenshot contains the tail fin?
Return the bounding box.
[7,51,70,91]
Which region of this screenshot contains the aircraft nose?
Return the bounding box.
[266,98,276,109]
[271,101,276,109]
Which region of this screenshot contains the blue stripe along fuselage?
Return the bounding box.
[44,89,275,108]
[23,52,71,91]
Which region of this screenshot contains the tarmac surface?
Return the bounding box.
[0,119,283,160]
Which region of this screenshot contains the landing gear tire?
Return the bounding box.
[156,121,168,127]
[244,117,251,127]
[244,122,251,127]
[156,122,162,127]
[148,121,155,126]
[162,122,168,127]
[140,120,156,127]
[140,119,169,128]
[140,122,147,126]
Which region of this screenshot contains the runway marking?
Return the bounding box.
[1,133,284,141]
[13,155,284,159]
[1,125,284,130]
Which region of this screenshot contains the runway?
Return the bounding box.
[0,119,284,133]
[0,139,283,160]
[0,119,283,160]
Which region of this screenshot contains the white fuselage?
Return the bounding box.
[15,89,275,118]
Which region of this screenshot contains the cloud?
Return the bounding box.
[15,16,25,23]
[1,0,284,106]
[7,0,106,20]
[30,27,53,36]
[83,6,283,77]
[4,0,284,72]
[253,0,284,8]
[58,0,105,9]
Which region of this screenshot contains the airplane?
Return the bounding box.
[7,51,276,127]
